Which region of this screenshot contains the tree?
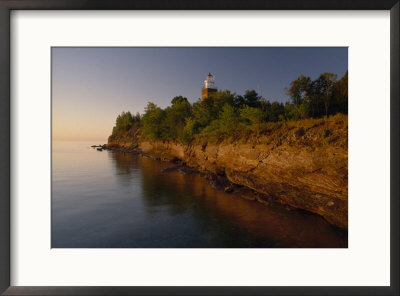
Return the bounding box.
[316,73,337,116]
[202,104,240,137]
[207,90,235,118]
[286,75,312,106]
[192,99,213,129]
[163,96,192,140]
[332,71,348,114]
[218,104,239,135]
[141,102,167,140]
[270,101,285,122]
[192,91,235,131]
[112,111,140,134]
[242,90,263,108]
[171,95,190,106]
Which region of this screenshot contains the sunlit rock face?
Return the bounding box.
[108,119,348,229]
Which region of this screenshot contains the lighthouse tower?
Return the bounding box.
[201,73,217,100]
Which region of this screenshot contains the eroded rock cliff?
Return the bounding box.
[108,117,348,228]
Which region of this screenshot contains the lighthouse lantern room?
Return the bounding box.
[202,73,217,100]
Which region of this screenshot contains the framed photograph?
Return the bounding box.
[0,1,398,295]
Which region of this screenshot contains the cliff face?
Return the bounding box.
[108,117,348,229]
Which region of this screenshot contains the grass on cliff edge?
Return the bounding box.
[193,113,348,148]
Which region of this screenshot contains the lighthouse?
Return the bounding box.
[201,73,217,100]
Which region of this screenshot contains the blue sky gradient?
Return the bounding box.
[52,47,347,141]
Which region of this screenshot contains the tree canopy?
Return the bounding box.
[111,71,348,143]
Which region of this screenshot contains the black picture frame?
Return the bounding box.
[0,1,398,295]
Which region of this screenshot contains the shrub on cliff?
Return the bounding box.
[182,118,197,144]
[202,104,242,138]
[239,105,264,132]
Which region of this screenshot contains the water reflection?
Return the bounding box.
[107,151,347,248]
[51,142,347,248]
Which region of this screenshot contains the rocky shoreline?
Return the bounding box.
[104,117,348,229]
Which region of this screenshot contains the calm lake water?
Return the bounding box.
[52,141,347,248]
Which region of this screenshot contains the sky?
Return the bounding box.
[52,47,348,142]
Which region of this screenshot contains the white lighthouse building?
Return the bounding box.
[202,73,217,99]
